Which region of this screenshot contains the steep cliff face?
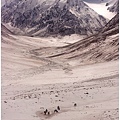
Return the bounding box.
[2,0,107,36]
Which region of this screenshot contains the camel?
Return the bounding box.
[48,111,50,115]
[74,103,77,107]
[44,111,47,115]
[54,109,58,113]
[44,109,48,115]
[57,106,60,110]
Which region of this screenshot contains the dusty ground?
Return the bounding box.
[1,34,119,120]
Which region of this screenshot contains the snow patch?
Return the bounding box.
[84,2,116,19]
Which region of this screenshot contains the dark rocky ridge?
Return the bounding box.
[2,0,107,37]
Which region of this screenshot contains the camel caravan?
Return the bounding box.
[43,106,60,116]
[43,103,76,116]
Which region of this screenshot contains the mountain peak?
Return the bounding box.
[2,0,107,37]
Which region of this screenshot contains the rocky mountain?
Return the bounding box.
[1,0,107,37]
[31,13,119,64]
[106,0,119,13]
[83,0,110,4]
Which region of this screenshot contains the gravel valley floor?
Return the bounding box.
[1,34,119,120]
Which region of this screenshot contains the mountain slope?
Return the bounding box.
[2,0,107,36]
[107,0,119,13]
[30,13,119,65]
[1,24,13,35]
